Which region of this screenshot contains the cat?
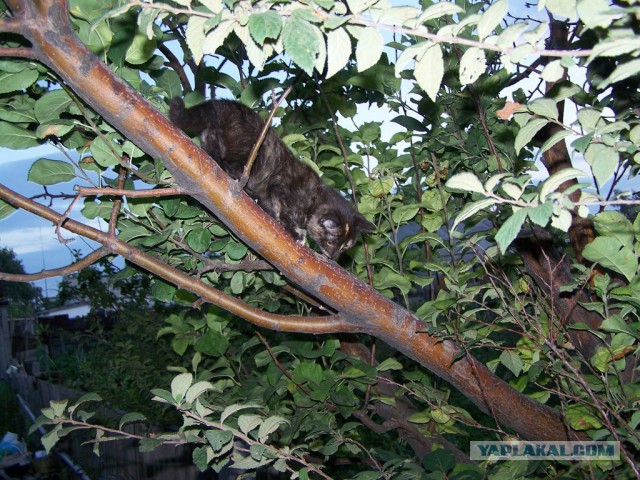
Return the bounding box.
[169,97,375,258]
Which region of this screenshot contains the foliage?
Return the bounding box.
[0,247,42,317]
[1,0,640,479]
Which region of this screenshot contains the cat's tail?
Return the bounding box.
[169,97,206,134]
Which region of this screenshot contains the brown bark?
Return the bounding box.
[0,0,584,442]
[515,20,602,358]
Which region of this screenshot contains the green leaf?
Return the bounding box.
[139,438,163,453]
[584,143,618,186]
[582,237,638,282]
[204,429,234,452]
[391,115,425,131]
[125,33,157,64]
[445,172,485,194]
[377,358,402,371]
[496,208,528,254]
[477,0,508,39]
[577,108,601,132]
[539,128,571,155]
[91,136,122,167]
[0,67,39,94]
[283,17,320,75]
[226,240,248,260]
[601,58,640,89]
[150,388,175,404]
[415,43,443,102]
[185,381,216,404]
[248,11,283,44]
[374,267,412,295]
[186,16,207,64]
[171,336,190,356]
[187,227,211,253]
[326,28,351,79]
[527,201,553,227]
[346,0,379,15]
[601,314,638,339]
[28,159,76,185]
[451,198,498,231]
[220,403,262,424]
[41,424,63,454]
[418,2,463,23]
[192,446,211,471]
[36,121,75,139]
[577,0,620,29]
[407,411,431,424]
[203,20,236,57]
[34,89,75,123]
[195,329,229,357]
[368,176,394,197]
[514,117,548,154]
[391,205,419,225]
[258,416,288,442]
[0,199,17,220]
[459,47,486,85]
[119,412,146,430]
[230,455,272,471]
[539,168,585,202]
[593,211,634,247]
[565,404,603,430]
[0,121,40,149]
[356,27,383,73]
[528,98,558,121]
[292,361,324,385]
[500,350,524,376]
[238,414,262,435]
[170,372,193,402]
[546,0,576,19]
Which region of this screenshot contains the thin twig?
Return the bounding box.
[56,194,82,244]
[0,247,110,282]
[255,330,312,396]
[238,78,300,190]
[75,186,186,198]
[317,83,375,285]
[109,168,127,236]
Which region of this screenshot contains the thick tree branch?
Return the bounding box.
[4,0,583,442]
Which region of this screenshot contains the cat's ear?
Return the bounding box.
[354,213,375,234]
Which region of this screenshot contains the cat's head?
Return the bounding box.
[308,205,375,258]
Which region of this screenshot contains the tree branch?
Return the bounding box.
[0,47,35,58]
[0,183,357,335]
[7,0,582,442]
[75,186,186,198]
[238,79,298,190]
[0,247,110,282]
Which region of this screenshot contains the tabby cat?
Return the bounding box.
[169,98,375,258]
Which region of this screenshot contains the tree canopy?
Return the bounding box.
[0,0,639,478]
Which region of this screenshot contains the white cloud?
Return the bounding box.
[1,226,73,255]
[0,217,106,256]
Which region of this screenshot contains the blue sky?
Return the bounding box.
[0,145,104,296]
